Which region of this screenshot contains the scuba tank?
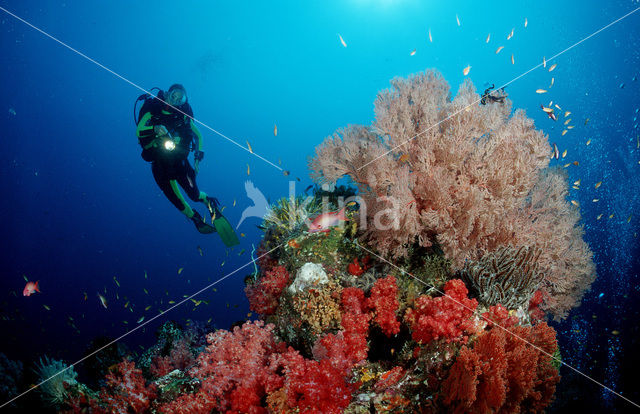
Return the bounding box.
[134,87,162,125]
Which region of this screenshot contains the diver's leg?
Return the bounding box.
[176,160,219,210]
[152,162,194,218]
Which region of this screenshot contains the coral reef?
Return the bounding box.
[57,69,595,413]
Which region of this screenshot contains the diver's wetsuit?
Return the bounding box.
[136,96,208,218]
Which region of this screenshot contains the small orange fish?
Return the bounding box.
[273,124,278,136]
[486,33,490,43]
[23,281,40,296]
[410,48,416,56]
[495,46,504,54]
[399,153,409,163]
[463,65,471,76]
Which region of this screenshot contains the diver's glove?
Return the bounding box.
[154,125,169,137]
[194,150,204,162]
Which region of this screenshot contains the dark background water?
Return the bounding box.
[1,0,639,411]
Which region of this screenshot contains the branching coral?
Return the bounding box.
[461,245,543,309]
[309,69,595,319]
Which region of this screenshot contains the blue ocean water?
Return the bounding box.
[1,0,639,411]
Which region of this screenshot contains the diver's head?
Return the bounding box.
[166,84,187,107]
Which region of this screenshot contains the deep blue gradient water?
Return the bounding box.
[1,0,639,411]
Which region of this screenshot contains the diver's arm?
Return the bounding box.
[136,112,158,149]
[190,119,203,153]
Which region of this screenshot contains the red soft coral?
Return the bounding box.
[99,360,156,413]
[340,287,371,362]
[245,265,290,315]
[404,279,478,344]
[279,348,357,414]
[441,322,560,414]
[367,275,401,336]
[185,321,285,413]
[483,304,518,328]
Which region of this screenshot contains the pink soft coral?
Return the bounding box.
[366,275,401,336]
[309,69,596,319]
[404,279,478,344]
[97,360,156,413]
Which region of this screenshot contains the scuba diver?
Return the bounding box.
[135,84,239,246]
[480,84,508,105]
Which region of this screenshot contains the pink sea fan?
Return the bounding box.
[309,69,595,319]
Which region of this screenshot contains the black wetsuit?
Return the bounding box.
[136,97,206,215]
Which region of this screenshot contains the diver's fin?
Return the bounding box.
[213,214,240,247]
[191,210,216,234]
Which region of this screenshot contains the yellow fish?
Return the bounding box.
[22,274,28,282]
[562,149,567,158]
[143,288,149,295]
[567,125,574,130]
[574,179,581,186]
[113,277,120,287]
[511,54,515,65]
[43,304,51,311]
[571,200,579,207]
[456,14,461,26]
[240,233,246,237]
[274,124,278,136]
[247,164,250,176]
[593,199,599,202]
[564,119,571,125]
[536,89,547,94]
[463,65,471,76]
[247,313,252,318]
[549,63,557,72]
[549,77,555,87]
[137,316,145,324]
[232,199,236,206]
[485,33,490,43]
[97,293,108,309]
[495,46,504,54]
[238,249,245,256]
[597,214,603,220]
[507,28,514,40]
[178,267,184,275]
[410,48,416,56]
[564,111,571,117]
[627,215,632,223]
[586,139,591,145]
[609,214,615,219]
[563,163,571,168]
[338,34,347,47]
[83,292,88,301]
[144,270,148,279]
[584,118,590,125]
[145,305,151,311]
[124,301,129,308]
[169,300,176,304]
[524,18,528,28]
[562,130,568,136]
[247,140,253,153]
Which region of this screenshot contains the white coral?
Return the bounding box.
[288,263,328,294]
